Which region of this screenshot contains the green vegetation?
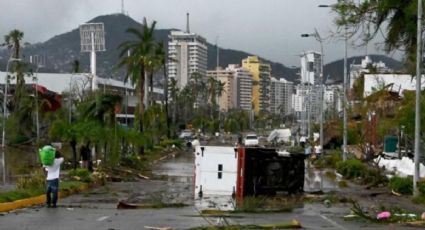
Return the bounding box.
[188,220,301,230]
[0,177,87,203]
[389,176,425,198]
[60,181,86,193]
[233,196,295,213]
[16,173,45,191]
[351,201,422,223]
[68,169,93,183]
[0,189,43,203]
[336,159,367,179]
[336,159,388,186]
[313,150,342,168]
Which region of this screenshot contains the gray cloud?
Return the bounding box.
[0,0,398,69]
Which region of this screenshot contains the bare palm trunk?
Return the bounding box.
[163,63,170,138]
[149,72,154,106]
[139,69,146,155]
[144,70,149,110]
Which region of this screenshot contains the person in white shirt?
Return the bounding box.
[43,145,64,208]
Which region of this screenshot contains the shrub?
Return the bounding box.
[336,159,367,179]
[389,176,413,195]
[16,174,45,191]
[159,138,182,149]
[363,168,388,185]
[68,168,93,183]
[120,154,146,170]
[236,196,264,213]
[314,150,342,168]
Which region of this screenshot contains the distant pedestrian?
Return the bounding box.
[80,143,90,169]
[43,143,64,208]
[305,144,312,156]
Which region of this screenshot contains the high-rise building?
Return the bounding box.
[168,30,208,89]
[300,51,322,85]
[242,56,271,115]
[292,84,321,135]
[228,65,252,111]
[270,77,293,116]
[206,64,253,112]
[323,84,342,119]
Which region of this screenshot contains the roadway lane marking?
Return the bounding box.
[97,216,110,222]
[320,214,348,230]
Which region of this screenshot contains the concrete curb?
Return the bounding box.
[0,183,90,212]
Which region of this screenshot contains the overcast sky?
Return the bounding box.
[0,0,400,68]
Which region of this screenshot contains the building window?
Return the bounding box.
[218,164,223,179]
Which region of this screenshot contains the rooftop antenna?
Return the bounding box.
[186,12,190,33]
[121,0,125,15]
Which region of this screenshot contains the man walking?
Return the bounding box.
[43,143,64,208]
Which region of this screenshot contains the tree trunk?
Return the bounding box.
[149,72,154,106]
[163,63,170,138]
[144,70,149,111]
[139,68,145,155]
[70,139,77,170]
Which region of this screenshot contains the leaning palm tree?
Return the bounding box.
[118,18,157,138]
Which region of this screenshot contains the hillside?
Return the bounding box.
[0,14,298,82]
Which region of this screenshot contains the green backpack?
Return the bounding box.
[39,145,56,166]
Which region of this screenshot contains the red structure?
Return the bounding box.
[32,84,62,111]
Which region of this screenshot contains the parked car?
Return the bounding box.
[243,134,259,146]
[179,130,193,140]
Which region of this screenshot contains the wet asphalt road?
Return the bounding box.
[0,150,419,230]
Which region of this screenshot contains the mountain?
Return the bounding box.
[0,14,298,82]
[323,55,404,83]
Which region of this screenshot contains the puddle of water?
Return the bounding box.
[304,163,340,193]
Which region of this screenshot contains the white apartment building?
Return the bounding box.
[323,84,342,118]
[300,51,322,85]
[168,30,208,89]
[350,56,392,89]
[270,77,293,116]
[292,84,321,134]
[207,65,253,112]
[229,65,252,111]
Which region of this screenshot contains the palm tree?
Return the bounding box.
[4,29,24,59]
[169,78,179,127]
[72,60,80,74]
[4,30,26,114]
[154,42,172,137]
[118,18,157,143]
[147,42,166,106]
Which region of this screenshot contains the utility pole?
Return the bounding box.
[414,0,422,197]
[301,29,325,153]
[342,23,348,161]
[318,2,348,160]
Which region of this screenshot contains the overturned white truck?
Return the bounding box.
[194,146,305,202]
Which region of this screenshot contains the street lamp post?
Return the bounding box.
[319,2,348,161]
[30,56,43,142]
[301,29,325,154]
